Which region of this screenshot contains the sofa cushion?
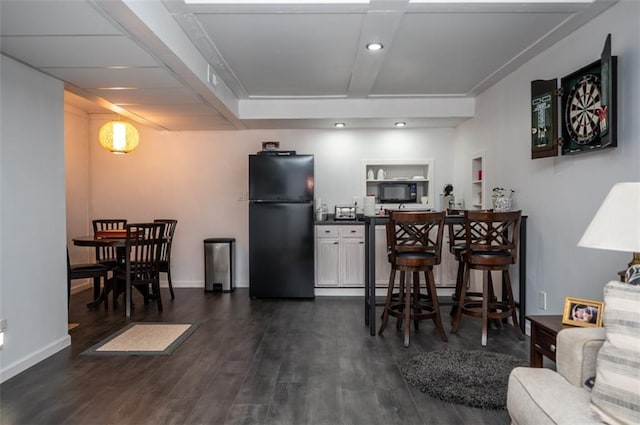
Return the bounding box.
[508,367,602,425]
[590,281,640,425]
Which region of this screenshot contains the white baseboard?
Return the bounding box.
[162,280,250,289]
[77,280,458,298]
[315,286,456,297]
[158,281,453,297]
[315,287,370,297]
[70,280,92,294]
[0,335,70,383]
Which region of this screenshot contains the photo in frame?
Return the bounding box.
[562,297,604,327]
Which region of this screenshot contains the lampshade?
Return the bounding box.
[578,182,640,253]
[98,120,139,154]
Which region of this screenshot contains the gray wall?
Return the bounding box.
[454,1,640,316]
[0,54,70,382]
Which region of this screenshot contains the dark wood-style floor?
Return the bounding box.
[1,287,529,425]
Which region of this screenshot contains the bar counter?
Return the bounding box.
[363,214,528,336]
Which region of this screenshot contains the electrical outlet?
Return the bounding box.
[538,291,547,310]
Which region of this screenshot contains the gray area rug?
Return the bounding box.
[401,349,527,410]
[82,322,200,356]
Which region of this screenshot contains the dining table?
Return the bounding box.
[363,213,528,336]
[72,233,127,309]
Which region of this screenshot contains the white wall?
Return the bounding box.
[0,55,70,382]
[85,125,455,288]
[65,105,93,266]
[454,1,640,315]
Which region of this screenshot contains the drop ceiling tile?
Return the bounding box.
[87,88,204,105]
[2,0,616,131]
[0,1,121,36]
[372,12,570,95]
[124,103,220,116]
[195,12,364,97]
[145,114,235,131]
[0,35,158,68]
[44,67,184,89]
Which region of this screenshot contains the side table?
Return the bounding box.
[526,315,566,368]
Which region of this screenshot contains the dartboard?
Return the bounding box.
[565,74,601,145]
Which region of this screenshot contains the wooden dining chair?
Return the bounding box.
[112,222,166,318]
[67,249,109,310]
[92,219,127,269]
[154,219,178,299]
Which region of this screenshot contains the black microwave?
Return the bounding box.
[378,182,417,203]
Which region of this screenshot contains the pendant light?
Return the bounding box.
[98,120,139,154]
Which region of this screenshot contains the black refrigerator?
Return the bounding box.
[248,153,315,299]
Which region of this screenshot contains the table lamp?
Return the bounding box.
[578,182,640,281]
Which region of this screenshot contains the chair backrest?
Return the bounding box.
[66,249,72,277]
[446,208,466,256]
[464,210,521,264]
[93,219,127,261]
[124,222,165,279]
[387,210,445,266]
[153,219,177,263]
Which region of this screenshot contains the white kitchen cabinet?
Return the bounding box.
[340,227,365,286]
[438,235,459,288]
[315,225,364,287]
[315,229,340,287]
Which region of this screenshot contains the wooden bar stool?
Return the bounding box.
[446,209,467,318]
[378,210,448,347]
[451,210,525,346]
[446,209,488,320]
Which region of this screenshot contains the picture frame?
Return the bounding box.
[562,297,604,327]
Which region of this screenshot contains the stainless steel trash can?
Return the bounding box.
[204,238,235,292]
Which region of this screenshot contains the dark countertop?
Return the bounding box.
[315,214,367,225]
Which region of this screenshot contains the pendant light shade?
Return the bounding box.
[99,120,139,154]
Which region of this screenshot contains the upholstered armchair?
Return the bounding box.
[507,281,640,425]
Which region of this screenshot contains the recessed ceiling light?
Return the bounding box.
[395,122,407,128]
[334,122,346,128]
[366,42,383,51]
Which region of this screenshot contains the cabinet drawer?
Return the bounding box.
[316,226,339,238]
[534,327,558,361]
[339,226,364,238]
